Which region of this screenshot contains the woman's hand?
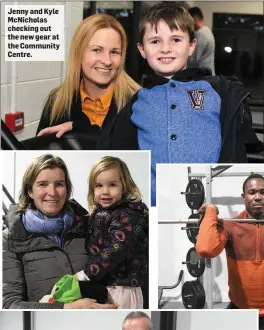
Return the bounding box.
[37,122,73,138]
[64,298,117,309]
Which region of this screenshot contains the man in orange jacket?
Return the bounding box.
[196,174,264,328]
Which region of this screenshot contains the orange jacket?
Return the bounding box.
[196,205,264,315]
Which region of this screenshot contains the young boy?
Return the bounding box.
[96,3,263,206]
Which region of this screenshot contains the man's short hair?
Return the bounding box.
[188,7,204,20]
[242,173,264,193]
[139,3,195,44]
[122,312,153,330]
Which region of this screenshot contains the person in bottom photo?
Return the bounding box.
[0,310,259,330]
[2,151,149,309]
[157,165,263,329]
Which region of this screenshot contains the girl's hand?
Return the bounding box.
[37,122,73,138]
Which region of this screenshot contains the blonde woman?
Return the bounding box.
[37,14,140,145]
[75,156,149,309]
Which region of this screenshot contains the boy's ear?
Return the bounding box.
[137,43,146,59]
[188,38,197,57]
[28,190,33,199]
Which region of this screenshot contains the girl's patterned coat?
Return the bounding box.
[84,199,148,287]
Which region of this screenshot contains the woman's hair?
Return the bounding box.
[46,13,141,124]
[18,154,73,212]
[88,156,142,211]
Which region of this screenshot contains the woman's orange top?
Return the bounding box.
[80,81,114,127]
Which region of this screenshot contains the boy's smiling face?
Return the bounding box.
[138,20,196,78]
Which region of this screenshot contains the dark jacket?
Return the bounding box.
[36,92,118,149]
[3,200,89,309]
[84,200,148,287]
[96,68,263,162]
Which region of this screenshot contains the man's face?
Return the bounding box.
[242,178,264,219]
[123,318,149,330]
[137,20,196,78]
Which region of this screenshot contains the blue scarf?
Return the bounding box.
[22,208,75,247]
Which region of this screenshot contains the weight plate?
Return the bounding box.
[185,179,205,210]
[186,214,200,244]
[193,280,206,309]
[182,280,205,309]
[185,247,205,278]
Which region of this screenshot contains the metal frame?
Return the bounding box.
[189,165,264,309]
[160,218,262,224]
[159,165,264,309]
[23,312,32,330]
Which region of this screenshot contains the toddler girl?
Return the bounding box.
[76,156,148,309]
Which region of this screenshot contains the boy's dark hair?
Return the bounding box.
[188,7,204,20]
[242,173,264,193]
[139,3,195,44]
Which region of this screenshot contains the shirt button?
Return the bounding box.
[170,104,176,110]
[170,82,176,88]
[171,134,177,140]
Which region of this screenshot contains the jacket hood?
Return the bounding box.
[143,68,212,88]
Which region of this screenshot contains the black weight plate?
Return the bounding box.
[193,280,206,309]
[186,247,205,278]
[186,214,200,244]
[182,281,197,309]
[185,179,205,210]
[182,280,205,309]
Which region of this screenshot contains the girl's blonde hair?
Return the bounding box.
[18,154,73,212]
[46,13,141,124]
[88,156,142,211]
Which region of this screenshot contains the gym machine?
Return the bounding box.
[158,165,264,309]
[23,312,32,330]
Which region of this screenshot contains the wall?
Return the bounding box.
[0,311,151,330]
[193,1,263,30]
[1,1,84,140]
[158,164,264,303]
[0,311,23,330]
[176,310,257,330]
[2,150,150,210]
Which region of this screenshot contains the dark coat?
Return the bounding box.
[3,200,89,309]
[36,92,118,150]
[96,68,263,162]
[85,200,149,287]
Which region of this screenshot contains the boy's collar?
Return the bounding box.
[143,68,212,88]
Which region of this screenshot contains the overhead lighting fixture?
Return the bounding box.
[224,46,232,53]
